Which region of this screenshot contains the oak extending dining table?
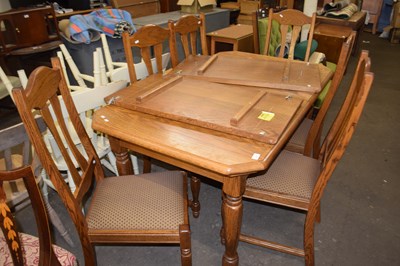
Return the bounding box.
[92,51,333,265]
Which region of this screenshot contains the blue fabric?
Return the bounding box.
[378,0,394,32]
[69,9,135,44]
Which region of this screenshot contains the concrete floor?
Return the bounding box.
[2,31,400,265]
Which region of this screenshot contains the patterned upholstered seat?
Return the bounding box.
[0,166,77,265]
[0,232,77,266]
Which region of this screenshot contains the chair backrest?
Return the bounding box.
[307,50,373,226]
[122,25,170,83]
[43,77,125,183]
[168,13,208,68]
[0,166,61,266]
[12,57,101,264]
[252,8,282,56]
[264,8,316,61]
[0,118,46,207]
[305,31,357,158]
[321,50,372,159]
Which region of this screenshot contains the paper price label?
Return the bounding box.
[258,111,275,121]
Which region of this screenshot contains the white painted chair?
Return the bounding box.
[57,47,140,175]
[58,36,171,175]
[0,67,22,103]
[57,48,108,91]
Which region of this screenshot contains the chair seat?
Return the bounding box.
[245,150,320,204]
[87,171,187,236]
[0,232,77,265]
[285,118,314,154]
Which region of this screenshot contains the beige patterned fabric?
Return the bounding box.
[0,232,77,265]
[288,118,313,147]
[87,171,186,231]
[246,150,320,199]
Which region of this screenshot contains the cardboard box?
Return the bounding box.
[177,0,216,13]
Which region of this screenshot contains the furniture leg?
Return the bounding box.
[211,39,216,55]
[179,224,192,266]
[41,180,75,247]
[233,42,238,51]
[221,175,246,266]
[190,174,201,218]
[142,155,152,173]
[108,137,134,175]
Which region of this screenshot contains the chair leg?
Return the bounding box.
[304,214,316,266]
[143,155,151,173]
[189,174,201,218]
[40,181,75,247]
[179,224,192,266]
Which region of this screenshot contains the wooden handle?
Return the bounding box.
[136,76,182,103]
[197,54,218,74]
[230,90,267,126]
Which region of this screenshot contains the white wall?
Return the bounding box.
[0,1,11,12]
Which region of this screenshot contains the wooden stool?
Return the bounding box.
[207,24,254,55]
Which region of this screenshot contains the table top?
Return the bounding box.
[108,75,303,144]
[314,23,354,38]
[207,24,253,39]
[106,52,323,144]
[170,52,332,87]
[95,52,332,178]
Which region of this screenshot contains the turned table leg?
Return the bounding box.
[108,137,133,175]
[221,175,246,266]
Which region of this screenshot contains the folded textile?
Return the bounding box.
[317,0,354,16]
[68,9,136,44]
[325,3,358,19]
[323,0,350,12]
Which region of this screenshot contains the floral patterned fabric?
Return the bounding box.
[0,232,77,265]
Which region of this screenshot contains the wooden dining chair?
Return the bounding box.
[122,25,172,173]
[237,50,373,265]
[0,118,74,247]
[0,166,78,265]
[168,13,208,68]
[285,31,357,158]
[11,57,193,265]
[263,8,316,62]
[122,24,170,83]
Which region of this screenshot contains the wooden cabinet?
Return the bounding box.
[159,0,180,12]
[0,6,59,54]
[313,23,353,64]
[110,0,160,18]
